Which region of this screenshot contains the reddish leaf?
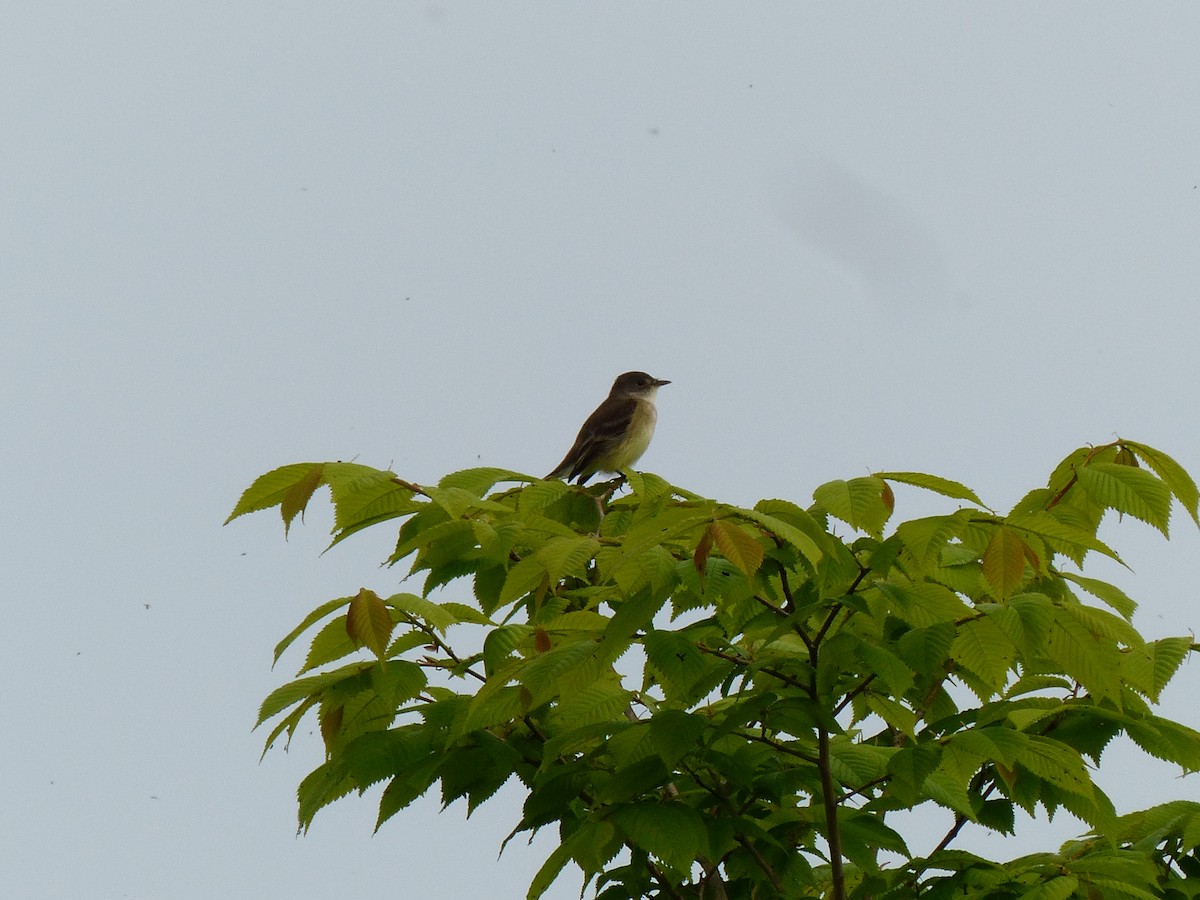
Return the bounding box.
[693,528,713,580]
[708,520,764,579]
[281,464,325,537]
[346,588,394,659]
[320,704,343,749]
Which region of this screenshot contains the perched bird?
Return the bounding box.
[546,371,671,484]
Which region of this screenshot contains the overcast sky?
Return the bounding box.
[5,5,1200,898]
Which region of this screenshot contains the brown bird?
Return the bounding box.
[546,371,671,484]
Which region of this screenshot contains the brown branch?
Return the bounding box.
[834,674,876,716]
[778,564,797,613]
[695,644,813,695]
[817,727,847,900]
[742,732,821,766]
[404,613,487,684]
[1045,440,1120,510]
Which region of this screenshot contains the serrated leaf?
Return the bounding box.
[346,588,394,659]
[280,464,326,536]
[951,616,1016,692]
[643,630,707,702]
[922,770,976,819]
[499,556,548,608]
[1022,877,1078,900]
[853,639,914,698]
[385,592,458,632]
[611,802,706,872]
[438,467,529,496]
[827,740,892,783]
[520,639,597,695]
[896,621,956,671]
[1059,572,1137,620]
[257,661,373,726]
[273,595,355,665]
[1008,510,1125,566]
[813,476,892,537]
[1018,736,1094,799]
[1044,607,1122,701]
[874,471,988,508]
[550,676,630,729]
[1121,636,1193,702]
[225,462,324,524]
[649,710,706,766]
[750,499,831,562]
[893,513,965,569]
[300,615,361,674]
[708,519,764,578]
[535,535,601,583]
[527,841,574,900]
[1076,462,1173,537]
[982,526,1029,599]
[326,467,420,545]
[1126,442,1200,527]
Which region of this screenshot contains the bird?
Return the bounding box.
[546,371,671,484]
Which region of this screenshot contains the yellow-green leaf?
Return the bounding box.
[707,519,764,578]
[813,476,892,537]
[1076,462,1173,537]
[345,588,394,659]
[982,526,1028,599]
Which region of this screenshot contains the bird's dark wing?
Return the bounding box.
[546,396,638,483]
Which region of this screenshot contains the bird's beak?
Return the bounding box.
[654,378,671,387]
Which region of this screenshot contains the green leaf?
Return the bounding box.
[643,630,707,702]
[893,513,965,568]
[273,595,355,665]
[982,526,1030,599]
[874,471,988,508]
[1059,572,1137,620]
[1126,442,1200,527]
[813,476,892,537]
[951,616,1016,693]
[499,556,548,608]
[535,535,601,583]
[386,592,460,633]
[611,802,706,872]
[257,662,373,726]
[1125,715,1200,771]
[225,462,325,525]
[896,621,956,672]
[280,464,326,537]
[1007,511,1124,565]
[1022,877,1079,900]
[1121,637,1193,702]
[438,467,529,496]
[300,615,361,674]
[1076,462,1173,537]
[550,676,630,729]
[527,839,574,900]
[1043,605,1122,702]
[745,501,828,565]
[922,771,976,819]
[297,759,355,831]
[853,638,914,698]
[325,464,420,545]
[649,710,707,767]
[520,639,598,696]
[1018,735,1094,799]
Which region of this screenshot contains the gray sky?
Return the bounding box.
[5,5,1200,898]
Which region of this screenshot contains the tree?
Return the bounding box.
[228,439,1200,899]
